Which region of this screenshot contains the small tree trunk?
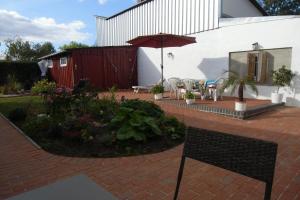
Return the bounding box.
[238,83,244,102]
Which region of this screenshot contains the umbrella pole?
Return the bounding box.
[161,47,164,88]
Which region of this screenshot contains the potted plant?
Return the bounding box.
[150,84,164,100]
[221,71,258,111]
[184,91,195,105]
[271,65,295,104]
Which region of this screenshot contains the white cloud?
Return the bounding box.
[0,9,90,43]
[98,0,108,5]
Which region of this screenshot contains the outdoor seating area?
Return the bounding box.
[167,77,223,101]
[1,92,300,200]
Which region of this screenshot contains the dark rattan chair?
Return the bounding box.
[174,127,278,200]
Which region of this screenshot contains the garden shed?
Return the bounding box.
[39,46,138,89]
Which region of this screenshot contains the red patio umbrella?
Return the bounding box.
[127,33,196,87]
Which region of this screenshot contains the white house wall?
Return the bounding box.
[221,0,263,17]
[96,0,220,46]
[138,17,300,107]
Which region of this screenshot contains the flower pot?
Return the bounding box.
[186,99,195,105]
[154,93,163,100]
[201,95,205,100]
[235,101,247,111]
[271,92,283,104]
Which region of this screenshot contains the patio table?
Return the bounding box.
[7,174,118,200]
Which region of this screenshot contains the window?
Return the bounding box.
[47,60,53,68]
[229,48,292,85]
[60,57,68,67]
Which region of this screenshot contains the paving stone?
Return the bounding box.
[1,91,300,200]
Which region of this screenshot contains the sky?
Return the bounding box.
[0,0,136,53]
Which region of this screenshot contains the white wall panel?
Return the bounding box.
[96,0,220,46]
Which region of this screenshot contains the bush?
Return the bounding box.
[272,65,295,93]
[150,84,164,94]
[2,75,23,94]
[87,98,118,122]
[160,117,185,140]
[184,91,195,99]
[31,79,56,95]
[110,107,162,142]
[0,61,40,89]
[8,108,27,122]
[121,99,163,118]
[23,115,53,136]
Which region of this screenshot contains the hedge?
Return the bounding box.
[0,61,41,89]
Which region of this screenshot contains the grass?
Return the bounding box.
[0,96,44,117]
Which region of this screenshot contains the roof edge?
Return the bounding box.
[249,0,268,16]
[100,0,268,20]
[106,0,153,20]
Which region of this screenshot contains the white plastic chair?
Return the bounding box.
[182,79,196,91]
[168,77,181,98]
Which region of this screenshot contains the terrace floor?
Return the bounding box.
[1,91,300,200]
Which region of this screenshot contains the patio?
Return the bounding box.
[1,91,300,200]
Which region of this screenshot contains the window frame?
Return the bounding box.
[229,47,292,86]
[60,57,68,67]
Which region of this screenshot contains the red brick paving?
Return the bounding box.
[1,91,300,200]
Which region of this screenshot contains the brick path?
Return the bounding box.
[1,92,300,200]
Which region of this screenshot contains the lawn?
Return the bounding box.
[0,96,44,117]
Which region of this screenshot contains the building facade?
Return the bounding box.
[95,0,300,107]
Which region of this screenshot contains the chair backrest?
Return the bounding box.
[182,79,195,91]
[174,127,278,200]
[168,78,181,91]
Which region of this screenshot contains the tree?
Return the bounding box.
[59,41,89,51]
[4,38,55,61]
[259,0,300,15]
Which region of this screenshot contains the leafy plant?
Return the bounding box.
[121,99,163,118]
[221,71,258,102]
[184,91,195,99]
[110,107,161,142]
[2,75,22,94]
[87,98,118,122]
[81,129,94,143]
[160,117,185,140]
[23,115,53,136]
[31,79,56,97]
[8,107,27,122]
[150,84,164,94]
[272,65,295,93]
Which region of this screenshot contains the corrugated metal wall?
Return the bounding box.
[71,47,138,89]
[96,0,220,46]
[49,56,74,88]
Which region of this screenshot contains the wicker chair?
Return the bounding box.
[174,127,278,200]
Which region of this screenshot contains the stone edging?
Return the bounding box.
[158,100,284,119]
[0,113,41,149]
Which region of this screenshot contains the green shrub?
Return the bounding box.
[31,79,56,95]
[0,61,40,89]
[160,117,185,140]
[23,115,53,136]
[2,75,22,94]
[87,99,118,122]
[110,107,162,142]
[121,99,163,118]
[184,91,195,99]
[8,107,27,122]
[0,86,4,94]
[150,84,164,94]
[272,65,295,93]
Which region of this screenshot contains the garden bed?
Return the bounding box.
[0,82,185,158]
